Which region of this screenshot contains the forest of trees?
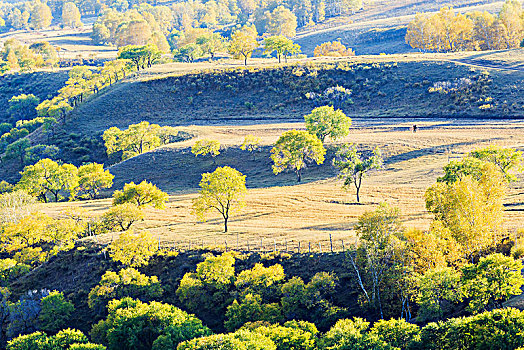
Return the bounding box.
[406,1,524,52]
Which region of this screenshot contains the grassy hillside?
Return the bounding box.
[9,246,362,333]
[61,55,524,139]
[0,70,68,122]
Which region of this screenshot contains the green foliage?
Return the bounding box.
[411,308,524,350]
[469,145,522,181]
[88,267,163,312]
[23,144,59,166]
[78,163,114,199]
[174,44,203,63]
[225,293,282,331]
[102,203,144,232]
[250,323,317,350]
[191,139,221,159]
[333,144,382,203]
[91,298,210,350]
[177,333,248,350]
[370,319,419,350]
[280,272,343,328]
[321,318,391,350]
[108,230,158,267]
[103,121,169,161]
[38,291,75,333]
[117,44,161,70]
[461,253,524,313]
[414,267,462,322]
[192,166,247,232]
[437,157,487,184]
[7,94,39,123]
[271,130,325,182]
[263,36,300,63]
[112,180,168,209]
[304,106,352,143]
[7,329,102,350]
[177,253,236,316]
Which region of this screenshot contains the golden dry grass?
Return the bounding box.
[40,119,524,252]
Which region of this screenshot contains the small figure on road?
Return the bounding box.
[412,124,418,133]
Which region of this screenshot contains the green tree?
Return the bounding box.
[78,163,114,199]
[263,36,300,63]
[17,158,79,202]
[88,267,163,312]
[304,106,352,143]
[271,130,325,182]
[174,43,203,62]
[196,32,226,59]
[462,253,524,313]
[7,94,39,122]
[108,230,158,267]
[192,166,247,232]
[229,25,258,65]
[102,203,144,231]
[91,298,210,350]
[333,144,383,203]
[369,318,419,350]
[320,318,389,350]
[414,267,462,322]
[191,139,221,164]
[38,291,75,333]
[112,181,168,208]
[117,44,161,70]
[469,145,522,181]
[4,139,31,167]
[176,253,236,318]
[23,144,59,165]
[62,2,82,28]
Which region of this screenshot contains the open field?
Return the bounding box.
[39,119,524,251]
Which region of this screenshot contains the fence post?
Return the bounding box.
[273,239,276,253]
[298,241,301,254]
[247,239,250,252]
[285,239,288,252]
[329,234,333,253]
[237,233,239,248]
[260,238,263,252]
[341,240,345,252]
[225,240,228,252]
[308,242,311,253]
[319,242,322,253]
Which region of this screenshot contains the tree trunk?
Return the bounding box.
[278,54,281,63]
[297,170,301,182]
[244,55,248,66]
[224,216,228,233]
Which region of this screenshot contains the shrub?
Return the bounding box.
[461,253,524,313]
[225,293,282,331]
[108,230,158,267]
[88,268,163,312]
[38,291,75,333]
[91,298,211,350]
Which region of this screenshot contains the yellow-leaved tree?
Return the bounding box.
[192,166,247,232]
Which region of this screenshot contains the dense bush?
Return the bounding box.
[91,298,211,350]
